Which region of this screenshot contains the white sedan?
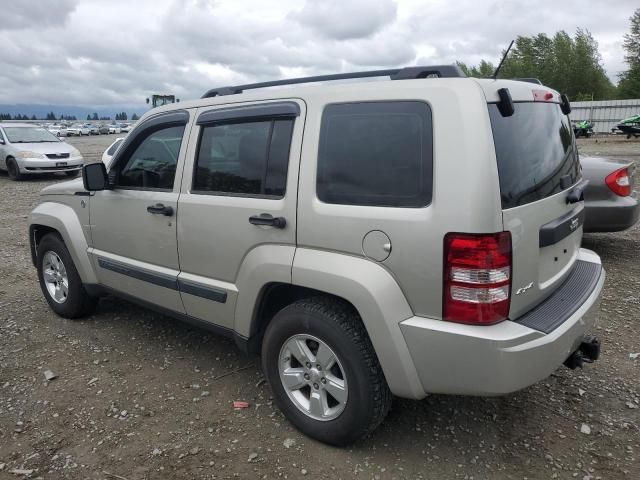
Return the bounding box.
[108,124,121,134]
[102,137,124,166]
[47,125,68,137]
[67,124,90,136]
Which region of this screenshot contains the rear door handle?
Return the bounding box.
[566,179,589,204]
[249,213,286,229]
[147,203,174,216]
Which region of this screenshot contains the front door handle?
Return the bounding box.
[147,203,174,216]
[249,213,286,229]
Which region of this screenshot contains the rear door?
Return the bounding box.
[487,99,583,318]
[176,100,304,329]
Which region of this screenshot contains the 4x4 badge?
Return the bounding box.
[570,217,580,231]
[515,282,533,295]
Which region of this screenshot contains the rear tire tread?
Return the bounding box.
[264,296,392,444]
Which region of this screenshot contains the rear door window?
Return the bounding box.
[193,118,293,198]
[488,102,580,209]
[317,101,433,208]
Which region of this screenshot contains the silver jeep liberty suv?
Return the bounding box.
[30,65,604,445]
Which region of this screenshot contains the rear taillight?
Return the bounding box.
[605,167,631,197]
[443,232,512,325]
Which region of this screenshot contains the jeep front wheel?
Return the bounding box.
[37,233,97,318]
[262,297,391,446]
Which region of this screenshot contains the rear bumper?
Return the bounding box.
[399,249,605,396]
[584,193,640,232]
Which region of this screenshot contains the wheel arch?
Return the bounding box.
[240,248,426,400]
[30,202,97,284]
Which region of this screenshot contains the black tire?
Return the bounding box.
[36,233,97,318]
[6,157,23,181]
[65,170,80,178]
[262,296,392,446]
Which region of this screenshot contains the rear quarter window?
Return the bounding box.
[317,101,433,208]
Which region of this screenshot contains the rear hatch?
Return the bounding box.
[487,88,583,319]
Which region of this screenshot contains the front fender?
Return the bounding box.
[291,248,426,400]
[30,202,97,284]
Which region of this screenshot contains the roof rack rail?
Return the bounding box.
[201,65,465,98]
[512,78,542,85]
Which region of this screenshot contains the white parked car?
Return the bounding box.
[120,124,133,133]
[108,124,121,134]
[67,124,90,136]
[101,137,124,166]
[47,124,68,137]
[0,123,83,180]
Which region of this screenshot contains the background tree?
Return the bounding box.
[462,29,614,100]
[457,59,496,77]
[617,8,640,99]
[131,113,139,120]
[46,112,56,120]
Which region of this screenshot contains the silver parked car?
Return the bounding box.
[581,156,639,232]
[0,123,83,180]
[29,66,604,445]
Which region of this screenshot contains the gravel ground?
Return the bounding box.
[0,134,639,479]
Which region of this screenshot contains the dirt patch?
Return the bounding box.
[0,135,638,479]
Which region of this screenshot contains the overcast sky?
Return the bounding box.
[1,0,637,106]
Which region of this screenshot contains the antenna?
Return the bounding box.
[492,40,515,79]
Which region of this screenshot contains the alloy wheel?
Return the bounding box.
[278,334,348,421]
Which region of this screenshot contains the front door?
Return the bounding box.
[177,100,304,329]
[89,111,192,312]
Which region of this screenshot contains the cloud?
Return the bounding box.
[0,0,636,106]
[0,0,78,30]
[289,0,398,40]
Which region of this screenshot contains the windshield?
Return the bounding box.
[4,127,60,143]
[488,102,581,209]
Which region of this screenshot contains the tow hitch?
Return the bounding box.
[564,336,601,370]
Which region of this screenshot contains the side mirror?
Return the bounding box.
[82,162,109,191]
[0,139,5,145]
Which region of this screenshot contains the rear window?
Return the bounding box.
[317,101,433,207]
[488,102,580,209]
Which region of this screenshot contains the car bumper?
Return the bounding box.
[399,249,605,396]
[17,156,84,173]
[584,193,640,232]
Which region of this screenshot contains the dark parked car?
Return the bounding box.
[97,124,110,135]
[581,156,640,232]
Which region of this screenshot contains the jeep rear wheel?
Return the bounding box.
[262,297,391,446]
[37,233,97,318]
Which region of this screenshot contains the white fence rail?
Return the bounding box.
[570,99,640,133]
